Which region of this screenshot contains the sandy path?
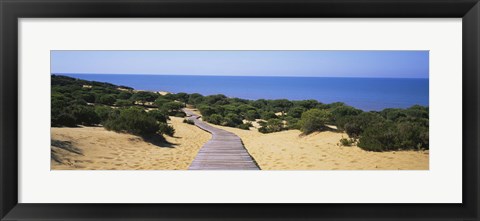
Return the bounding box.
[51,117,211,170]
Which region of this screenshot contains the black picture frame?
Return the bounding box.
[1,0,479,220]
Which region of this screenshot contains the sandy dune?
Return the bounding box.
[51,117,211,170]
[207,124,429,170]
[52,110,429,170]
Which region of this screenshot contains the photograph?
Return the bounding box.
[50,50,429,170]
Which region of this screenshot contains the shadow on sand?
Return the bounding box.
[141,134,178,148]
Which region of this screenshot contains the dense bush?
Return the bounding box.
[188,93,204,105]
[183,119,195,125]
[131,91,159,103]
[245,110,260,121]
[358,121,397,151]
[117,91,133,100]
[94,106,112,122]
[197,105,216,117]
[287,106,306,118]
[340,137,355,146]
[236,123,252,130]
[206,114,223,125]
[70,105,101,126]
[52,113,77,127]
[395,121,429,150]
[284,116,301,130]
[148,110,169,123]
[331,105,362,126]
[103,107,159,136]
[299,109,332,134]
[222,113,243,127]
[159,123,175,137]
[174,112,187,117]
[161,102,185,116]
[154,97,170,108]
[344,122,362,138]
[97,94,117,106]
[259,111,277,120]
[258,119,284,133]
[271,99,293,115]
[174,92,189,106]
[115,99,133,107]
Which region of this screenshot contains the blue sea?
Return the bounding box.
[61,74,428,111]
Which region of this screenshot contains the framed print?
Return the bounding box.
[1,0,479,220]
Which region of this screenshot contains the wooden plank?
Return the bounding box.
[183,109,260,170]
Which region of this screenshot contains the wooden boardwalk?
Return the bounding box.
[183,109,260,170]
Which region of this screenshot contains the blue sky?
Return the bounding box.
[51,50,429,78]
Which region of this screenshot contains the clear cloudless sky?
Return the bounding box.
[51,50,429,78]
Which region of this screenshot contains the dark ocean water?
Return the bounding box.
[61,74,428,111]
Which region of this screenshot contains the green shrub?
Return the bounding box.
[71,99,88,106]
[258,120,267,127]
[188,93,204,105]
[207,114,223,125]
[131,91,159,103]
[75,92,96,103]
[236,123,251,130]
[183,119,195,125]
[159,123,175,137]
[258,127,269,133]
[197,105,216,117]
[271,99,293,115]
[52,113,77,127]
[97,94,117,106]
[405,105,429,119]
[114,99,133,107]
[396,121,429,150]
[94,105,113,122]
[175,112,186,117]
[103,107,159,136]
[174,92,189,106]
[258,119,284,133]
[117,91,133,100]
[161,102,184,116]
[222,113,243,127]
[260,111,277,120]
[381,108,407,122]
[285,116,301,130]
[245,110,260,121]
[70,105,100,126]
[148,110,169,123]
[344,122,362,138]
[287,106,306,118]
[154,97,171,108]
[294,99,321,110]
[332,105,362,119]
[299,109,332,134]
[358,121,397,152]
[339,138,355,146]
[51,93,70,110]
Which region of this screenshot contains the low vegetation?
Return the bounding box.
[183,119,195,125]
[51,75,180,137]
[52,75,429,152]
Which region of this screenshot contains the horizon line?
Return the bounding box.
[52,73,429,80]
